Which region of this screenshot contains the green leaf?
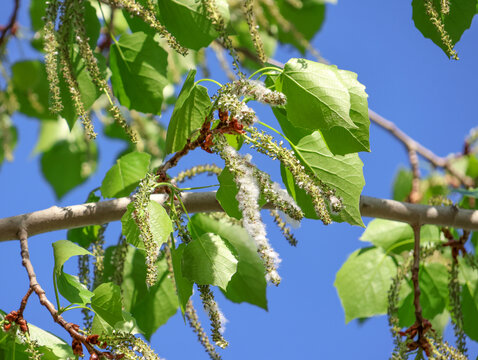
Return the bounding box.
[392,168,413,201]
[67,224,101,249]
[216,167,267,220]
[57,272,94,305]
[91,282,124,327]
[360,219,441,254]
[275,107,365,226]
[182,232,238,289]
[11,61,51,119]
[41,138,98,199]
[216,167,243,219]
[110,32,168,114]
[170,243,194,315]
[262,0,325,53]
[0,310,75,359]
[419,263,449,320]
[101,152,151,198]
[165,70,210,154]
[334,247,397,322]
[32,118,70,154]
[190,213,267,309]
[52,240,92,275]
[119,248,178,340]
[412,0,476,59]
[462,283,478,341]
[121,201,173,249]
[158,0,230,50]
[278,58,369,154]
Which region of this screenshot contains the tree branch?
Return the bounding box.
[0,193,476,242]
[368,109,474,188]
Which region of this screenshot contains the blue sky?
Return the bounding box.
[1,0,478,359]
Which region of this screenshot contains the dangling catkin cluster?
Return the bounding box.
[449,261,467,355]
[244,127,342,224]
[41,0,142,141]
[185,300,222,360]
[198,285,229,349]
[106,0,187,55]
[100,331,164,359]
[169,204,229,352]
[242,0,266,63]
[214,135,282,285]
[132,173,160,287]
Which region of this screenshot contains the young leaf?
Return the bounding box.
[419,263,449,320]
[392,168,413,202]
[110,32,169,115]
[170,243,194,315]
[181,232,238,290]
[91,282,124,327]
[275,107,365,226]
[334,247,397,322]
[101,151,151,198]
[56,272,94,305]
[118,248,178,340]
[190,213,268,310]
[412,0,476,59]
[158,0,230,50]
[360,219,440,253]
[121,201,173,249]
[462,283,478,341]
[52,240,92,275]
[278,58,369,155]
[11,61,51,119]
[165,70,210,154]
[41,139,98,199]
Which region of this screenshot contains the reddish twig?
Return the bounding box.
[441,228,470,262]
[17,228,101,357]
[399,224,433,356]
[408,149,421,203]
[0,0,20,47]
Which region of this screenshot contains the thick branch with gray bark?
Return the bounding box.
[0,192,477,242]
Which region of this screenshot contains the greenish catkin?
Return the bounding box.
[449,261,468,355]
[424,0,458,60]
[185,300,222,360]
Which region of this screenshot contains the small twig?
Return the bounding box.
[398,224,433,356]
[411,224,424,329]
[17,287,33,317]
[0,0,20,48]
[408,149,421,203]
[368,109,474,188]
[17,229,100,357]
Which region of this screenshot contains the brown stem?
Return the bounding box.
[368,109,474,188]
[0,0,20,48]
[17,287,33,317]
[408,149,421,203]
[17,229,100,357]
[411,224,424,329]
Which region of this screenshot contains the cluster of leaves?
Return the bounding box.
[0,0,477,359]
